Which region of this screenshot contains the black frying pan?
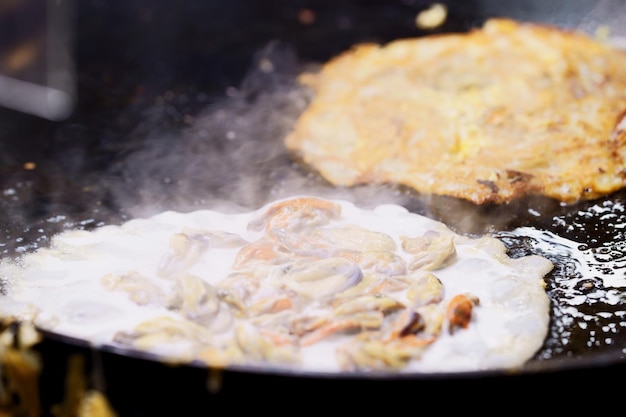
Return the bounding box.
[1,0,626,415]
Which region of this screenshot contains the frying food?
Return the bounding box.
[0,197,553,373]
[284,19,626,204]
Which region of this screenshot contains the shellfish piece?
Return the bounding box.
[158,230,248,278]
[332,273,381,299]
[247,198,342,251]
[338,250,407,276]
[196,344,246,368]
[309,225,397,252]
[279,257,362,299]
[232,239,293,270]
[214,272,258,318]
[259,328,299,348]
[402,231,457,271]
[380,308,425,341]
[299,310,384,346]
[248,292,295,316]
[405,272,445,307]
[337,333,434,371]
[157,232,203,279]
[114,316,215,351]
[235,323,300,364]
[415,304,445,339]
[289,312,329,336]
[193,229,250,248]
[247,197,342,232]
[366,275,413,295]
[446,293,480,334]
[101,271,166,306]
[171,274,218,316]
[331,294,404,316]
[170,274,234,332]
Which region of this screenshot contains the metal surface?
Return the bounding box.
[1,0,626,414]
[0,0,75,120]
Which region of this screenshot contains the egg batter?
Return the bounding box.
[0,197,553,373]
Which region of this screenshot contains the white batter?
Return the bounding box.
[0,196,554,373]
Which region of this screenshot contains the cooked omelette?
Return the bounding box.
[284,19,626,205]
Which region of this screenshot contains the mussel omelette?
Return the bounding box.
[0,197,553,373]
[284,19,626,205]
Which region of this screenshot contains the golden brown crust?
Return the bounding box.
[284,19,626,204]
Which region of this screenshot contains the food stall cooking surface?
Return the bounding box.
[1,0,626,415]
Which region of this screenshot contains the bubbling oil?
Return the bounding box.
[499,198,626,360]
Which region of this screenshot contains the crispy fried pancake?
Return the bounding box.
[284,19,626,205]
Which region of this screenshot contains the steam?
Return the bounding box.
[107,42,417,220]
[576,0,626,39]
[0,41,421,258]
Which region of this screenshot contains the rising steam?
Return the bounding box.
[107,41,418,220]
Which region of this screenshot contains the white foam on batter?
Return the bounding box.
[0,197,554,373]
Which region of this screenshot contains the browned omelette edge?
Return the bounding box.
[284,19,626,205]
